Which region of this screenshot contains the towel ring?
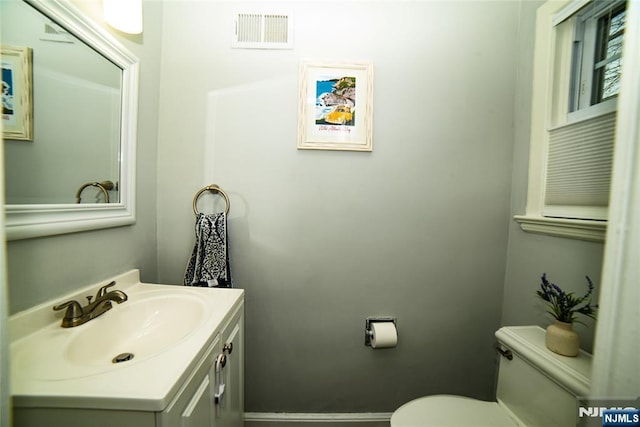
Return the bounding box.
[193,184,230,216]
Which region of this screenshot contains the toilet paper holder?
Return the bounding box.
[364,316,397,346]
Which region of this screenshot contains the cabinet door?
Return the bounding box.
[181,375,211,427]
[213,306,244,427]
[159,336,222,427]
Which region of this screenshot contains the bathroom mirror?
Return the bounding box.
[2,0,139,240]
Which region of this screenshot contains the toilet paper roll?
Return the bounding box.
[370,322,397,348]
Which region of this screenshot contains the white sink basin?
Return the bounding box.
[65,292,206,366]
[12,286,210,380]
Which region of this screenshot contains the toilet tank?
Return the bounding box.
[495,326,592,426]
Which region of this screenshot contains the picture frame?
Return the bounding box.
[2,45,33,141]
[297,61,373,151]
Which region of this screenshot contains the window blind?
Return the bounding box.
[544,112,616,220]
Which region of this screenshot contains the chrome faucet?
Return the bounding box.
[53,281,128,328]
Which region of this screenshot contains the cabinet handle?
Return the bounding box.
[214,353,227,404]
[223,342,233,355]
[217,353,227,368]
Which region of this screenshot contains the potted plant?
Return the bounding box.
[536,273,598,356]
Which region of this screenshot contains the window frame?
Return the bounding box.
[514,0,617,242]
[591,2,626,103]
[568,0,625,122]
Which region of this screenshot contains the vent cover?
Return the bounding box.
[233,12,293,49]
[41,21,74,43]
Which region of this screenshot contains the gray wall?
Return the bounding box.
[6,0,163,314]
[156,1,519,412]
[501,0,604,354]
[3,0,606,417]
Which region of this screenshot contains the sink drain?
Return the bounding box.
[112,352,135,363]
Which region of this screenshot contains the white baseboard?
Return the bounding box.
[244,412,393,427]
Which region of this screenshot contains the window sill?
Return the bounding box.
[564,98,617,127]
[514,215,606,242]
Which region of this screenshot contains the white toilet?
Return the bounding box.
[391,326,592,426]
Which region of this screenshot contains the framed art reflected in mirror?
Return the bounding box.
[1,45,33,141]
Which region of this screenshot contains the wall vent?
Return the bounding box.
[233,12,293,49]
[41,21,74,43]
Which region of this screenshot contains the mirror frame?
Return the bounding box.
[5,0,139,240]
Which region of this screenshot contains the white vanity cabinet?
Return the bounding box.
[10,271,244,427]
[214,305,244,427]
[159,303,244,427]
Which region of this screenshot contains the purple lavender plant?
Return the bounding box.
[536,273,598,324]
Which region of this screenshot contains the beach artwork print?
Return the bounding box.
[1,45,33,141]
[2,64,16,124]
[315,76,356,127]
[297,61,373,151]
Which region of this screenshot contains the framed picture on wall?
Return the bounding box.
[2,45,33,141]
[297,61,373,151]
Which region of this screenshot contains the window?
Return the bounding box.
[593,5,625,102]
[515,0,627,242]
[570,1,626,116]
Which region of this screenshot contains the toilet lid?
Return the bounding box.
[391,395,517,427]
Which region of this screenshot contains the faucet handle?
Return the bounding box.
[53,300,86,328]
[96,280,116,298]
[53,300,84,319]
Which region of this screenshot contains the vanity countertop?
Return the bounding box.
[10,269,244,412]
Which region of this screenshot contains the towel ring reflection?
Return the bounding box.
[192,184,230,215]
[76,180,115,203]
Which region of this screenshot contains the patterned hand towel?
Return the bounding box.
[184,212,232,287]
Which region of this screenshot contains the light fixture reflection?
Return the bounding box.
[103,0,143,34]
